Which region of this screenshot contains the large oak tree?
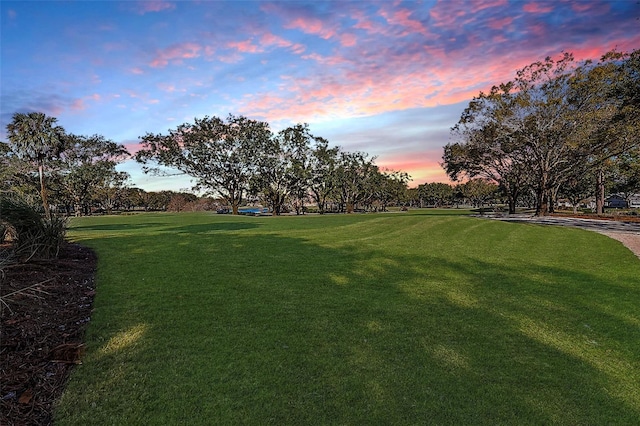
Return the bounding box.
[443,49,640,215]
[136,114,272,215]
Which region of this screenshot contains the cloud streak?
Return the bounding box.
[150,42,203,68]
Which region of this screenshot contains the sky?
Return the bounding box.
[1,0,639,192]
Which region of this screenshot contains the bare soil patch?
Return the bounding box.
[1,243,97,426]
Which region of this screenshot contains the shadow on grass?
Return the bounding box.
[57,221,640,425]
[405,208,473,217]
[71,222,170,231]
[72,221,262,233]
[170,222,262,233]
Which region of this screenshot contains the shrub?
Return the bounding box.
[0,222,7,244]
[0,193,67,260]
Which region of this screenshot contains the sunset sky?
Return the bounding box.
[2,0,639,192]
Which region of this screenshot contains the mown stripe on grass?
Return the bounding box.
[56,211,640,425]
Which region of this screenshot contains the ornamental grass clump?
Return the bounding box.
[0,193,67,261]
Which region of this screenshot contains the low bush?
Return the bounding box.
[0,194,67,260]
[0,222,7,244]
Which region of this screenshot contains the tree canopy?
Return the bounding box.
[6,112,66,219]
[443,48,640,215]
[135,115,412,215]
[136,114,272,215]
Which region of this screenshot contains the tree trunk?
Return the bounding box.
[536,192,549,216]
[38,164,51,220]
[535,189,544,216]
[508,196,516,215]
[535,171,550,216]
[506,183,518,214]
[595,168,605,215]
[548,185,560,214]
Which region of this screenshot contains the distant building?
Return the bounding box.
[629,194,640,209]
[605,194,628,208]
[557,197,595,211]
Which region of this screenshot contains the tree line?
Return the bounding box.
[1,113,412,216]
[4,49,637,220]
[135,116,411,215]
[442,49,640,215]
[2,112,130,218]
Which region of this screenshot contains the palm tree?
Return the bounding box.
[6,112,66,219]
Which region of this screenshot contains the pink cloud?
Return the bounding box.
[340,33,357,47]
[492,34,509,44]
[285,16,336,40]
[413,168,452,186]
[301,52,349,66]
[63,93,105,113]
[487,16,513,30]
[240,35,601,128]
[353,18,375,32]
[157,83,177,93]
[378,156,451,186]
[259,3,345,45]
[71,98,88,111]
[228,39,263,53]
[150,42,202,68]
[290,43,306,55]
[470,0,508,13]
[429,2,470,29]
[260,32,306,53]
[122,140,145,155]
[526,22,546,37]
[522,2,554,14]
[130,67,145,75]
[429,0,507,30]
[571,1,610,13]
[380,6,433,38]
[351,9,390,35]
[261,32,291,48]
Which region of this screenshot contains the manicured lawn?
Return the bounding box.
[56,210,640,424]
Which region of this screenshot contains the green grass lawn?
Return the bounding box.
[56,210,640,424]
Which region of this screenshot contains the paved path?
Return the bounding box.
[481,214,640,259]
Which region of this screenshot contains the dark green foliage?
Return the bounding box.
[0,193,67,260]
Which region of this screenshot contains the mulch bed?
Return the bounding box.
[1,243,97,426]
